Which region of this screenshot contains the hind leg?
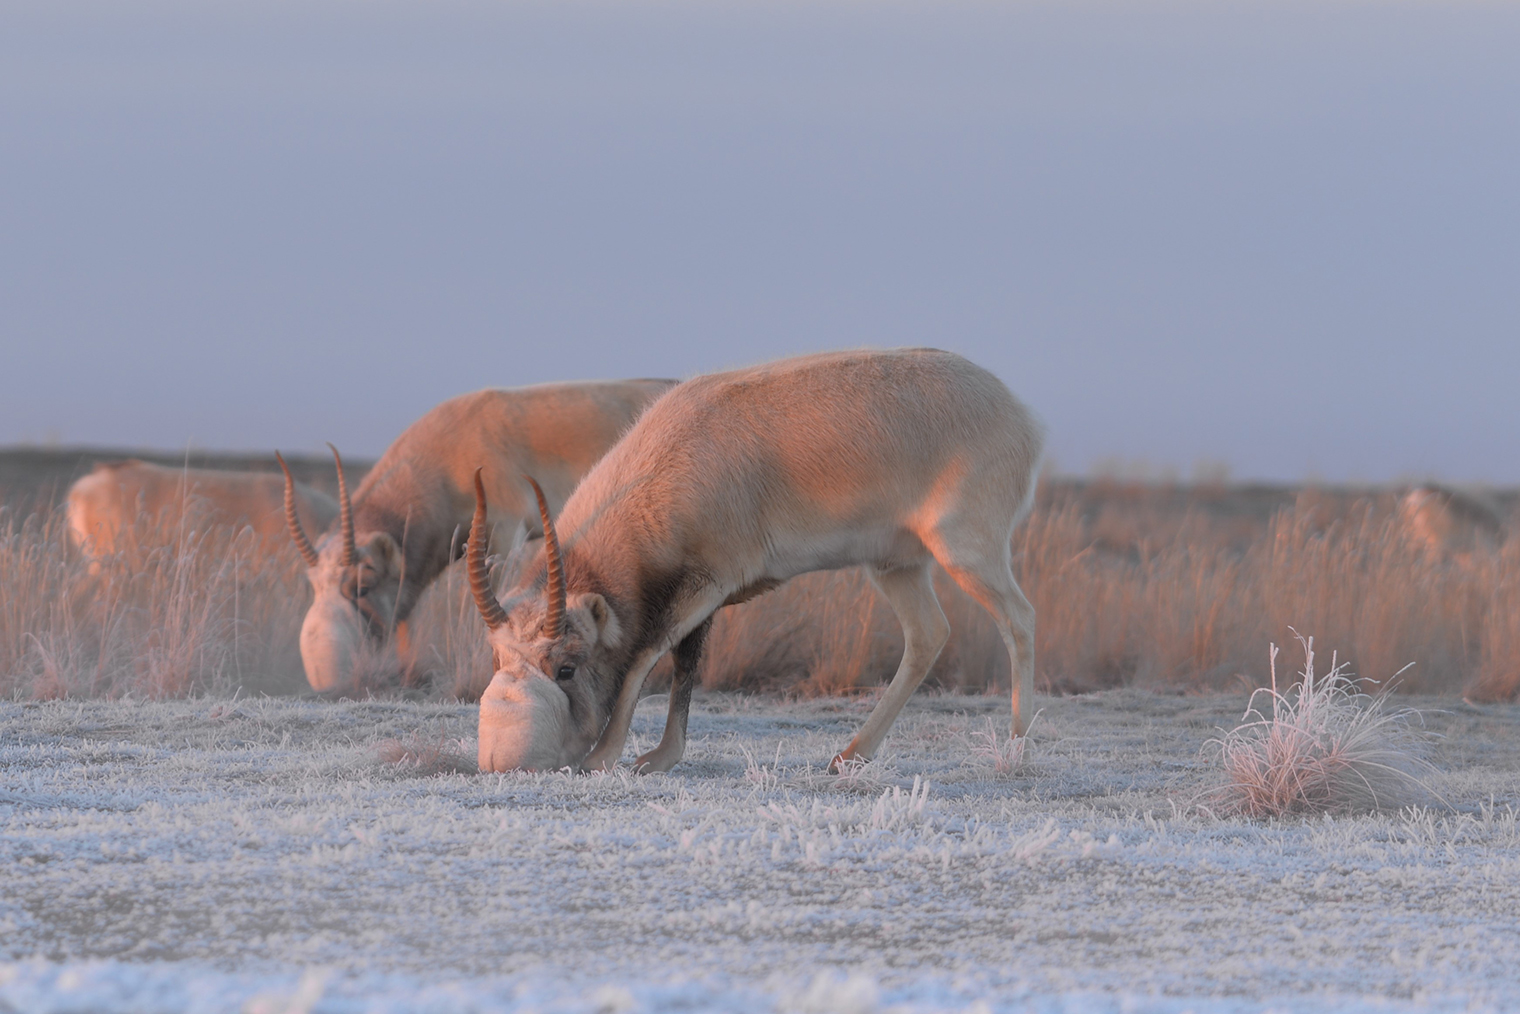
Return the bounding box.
[934,548,1036,738]
[634,616,712,774]
[830,562,950,770]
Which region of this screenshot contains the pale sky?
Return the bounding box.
[2,1,1516,483]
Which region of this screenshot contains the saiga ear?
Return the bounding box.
[364,533,402,577]
[575,593,622,648]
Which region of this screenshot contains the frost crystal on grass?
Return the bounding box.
[375,731,476,776]
[1206,632,1440,816]
[965,712,1038,777]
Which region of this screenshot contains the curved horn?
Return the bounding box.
[469,469,509,629]
[526,475,565,640]
[327,442,357,567]
[275,451,320,567]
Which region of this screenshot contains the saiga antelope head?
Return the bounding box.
[279,446,405,692]
[469,470,622,771]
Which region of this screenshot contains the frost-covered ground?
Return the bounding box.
[3,690,1520,1013]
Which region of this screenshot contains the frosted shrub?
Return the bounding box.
[1207,632,1439,816]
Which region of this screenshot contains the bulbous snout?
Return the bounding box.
[478,670,575,772]
[299,597,368,693]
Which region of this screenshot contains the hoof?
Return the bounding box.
[633,750,674,774]
[827,749,863,775]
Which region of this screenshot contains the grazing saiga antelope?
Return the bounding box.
[281,379,677,693]
[469,349,1044,773]
[1396,484,1506,564]
[68,460,337,559]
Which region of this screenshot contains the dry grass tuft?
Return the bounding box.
[966,713,1038,777]
[1205,632,1441,817]
[813,752,902,794]
[739,742,785,791]
[375,731,477,776]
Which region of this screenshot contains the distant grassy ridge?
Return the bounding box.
[1,446,1516,702]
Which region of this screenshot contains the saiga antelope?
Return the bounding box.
[280,379,676,693]
[468,349,1043,773]
[69,460,337,559]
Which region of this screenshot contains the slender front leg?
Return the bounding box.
[587,588,729,772]
[582,648,663,772]
[635,617,712,773]
[830,564,949,771]
[394,620,419,687]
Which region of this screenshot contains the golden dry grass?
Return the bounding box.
[2,481,1515,702]
[0,505,308,699]
[1035,492,1515,698]
[685,483,1518,701]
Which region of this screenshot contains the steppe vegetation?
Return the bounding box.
[4,459,1520,1012]
[1,467,1514,704]
[0,507,309,700]
[2,468,1520,705]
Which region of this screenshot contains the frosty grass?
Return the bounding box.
[3,690,1520,1013]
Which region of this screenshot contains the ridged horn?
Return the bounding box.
[327,442,357,567]
[275,451,320,568]
[469,469,508,629]
[526,475,565,640]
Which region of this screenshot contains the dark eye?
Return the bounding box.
[556,665,575,682]
[355,584,370,598]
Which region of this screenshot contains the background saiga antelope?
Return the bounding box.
[68,459,337,560]
[282,379,676,693]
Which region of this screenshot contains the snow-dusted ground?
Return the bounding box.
[3,690,1519,1013]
